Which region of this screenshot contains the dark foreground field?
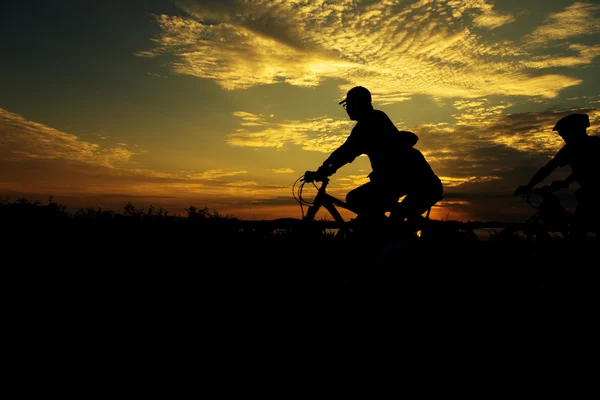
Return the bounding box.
[4,201,598,377]
[3,207,597,292]
[3,200,598,319]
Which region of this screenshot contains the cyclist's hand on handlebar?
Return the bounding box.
[303,170,318,183]
[514,185,532,196]
[303,170,328,183]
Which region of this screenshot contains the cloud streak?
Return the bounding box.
[0,108,288,213]
[524,2,600,45]
[228,111,355,152]
[0,108,136,167]
[136,0,592,100]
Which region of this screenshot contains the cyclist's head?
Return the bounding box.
[553,113,590,142]
[339,86,373,120]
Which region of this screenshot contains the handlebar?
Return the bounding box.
[516,181,567,197]
[302,171,329,184]
[525,184,563,210]
[293,172,330,209]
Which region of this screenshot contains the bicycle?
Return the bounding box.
[492,184,577,243]
[291,172,360,241]
[293,172,442,241]
[269,172,477,244]
[262,172,489,288]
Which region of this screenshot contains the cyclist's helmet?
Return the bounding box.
[552,113,590,132]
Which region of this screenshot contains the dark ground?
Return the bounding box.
[4,221,598,368]
[6,219,598,295]
[3,201,598,321]
[4,203,598,387]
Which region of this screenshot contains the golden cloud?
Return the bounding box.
[525,2,600,45]
[271,168,295,173]
[137,0,587,99]
[0,108,278,202]
[0,108,136,167]
[228,112,354,152]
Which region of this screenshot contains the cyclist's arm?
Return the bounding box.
[522,157,560,191]
[515,157,561,195]
[564,172,577,186]
[319,135,362,176]
[550,172,577,190]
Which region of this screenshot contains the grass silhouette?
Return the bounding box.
[2,196,598,298]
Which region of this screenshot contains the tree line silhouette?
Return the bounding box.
[1,196,231,222]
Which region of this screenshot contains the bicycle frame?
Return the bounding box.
[494,185,575,242]
[294,174,445,241]
[301,178,360,239]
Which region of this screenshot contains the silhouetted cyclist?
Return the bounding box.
[515,113,600,239]
[306,86,443,237]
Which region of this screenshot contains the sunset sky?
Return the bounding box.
[2,0,599,222]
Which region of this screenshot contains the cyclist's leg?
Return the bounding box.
[390,177,443,233]
[346,182,375,216]
[390,196,429,236]
[346,182,390,228]
[346,184,402,261]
